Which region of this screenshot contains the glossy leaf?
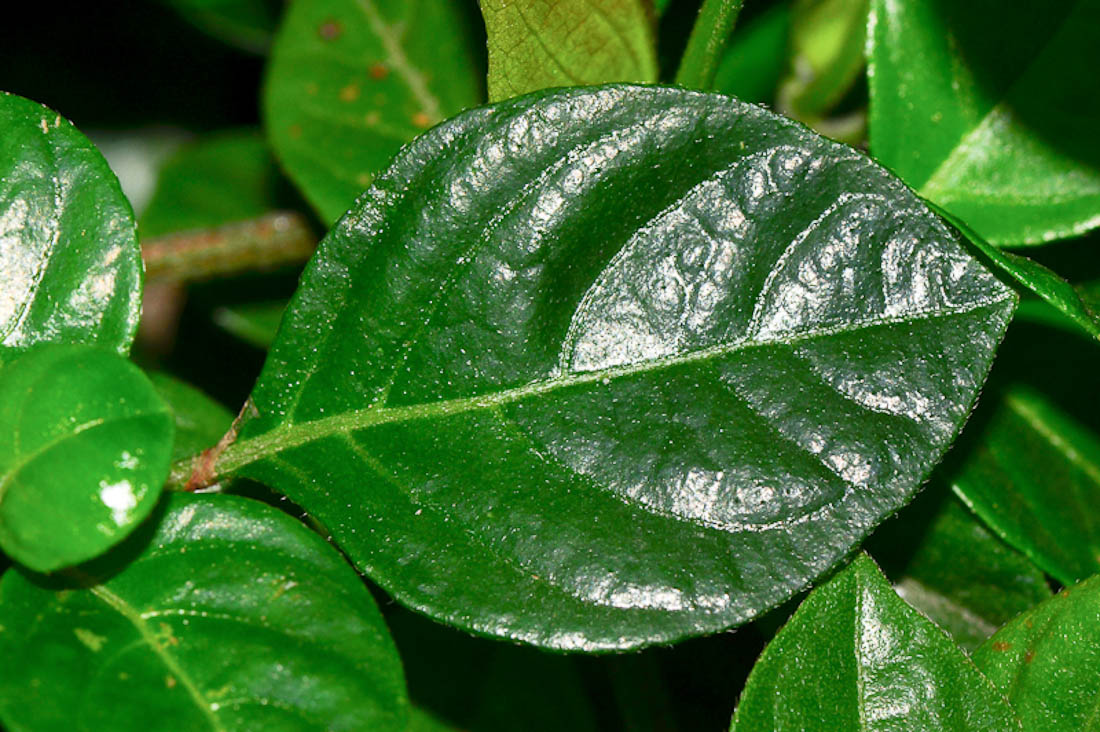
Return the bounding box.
[0,92,142,363]
[140,130,290,238]
[974,575,1100,732]
[148,372,233,461]
[731,554,1021,730]
[868,0,1100,245]
[213,300,287,349]
[0,345,173,573]
[778,0,867,120]
[479,0,658,102]
[0,493,409,731]
[225,85,1015,650]
[868,485,1051,653]
[264,0,483,223]
[712,1,791,104]
[952,385,1100,586]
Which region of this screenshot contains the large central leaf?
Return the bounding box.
[230,85,1015,650]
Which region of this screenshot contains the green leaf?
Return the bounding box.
[264,0,484,223]
[223,85,1015,650]
[148,372,233,461]
[0,493,409,731]
[974,575,1100,732]
[0,92,142,363]
[868,0,1100,246]
[140,130,290,238]
[0,345,174,573]
[868,485,1051,653]
[951,384,1100,585]
[160,0,280,54]
[213,299,287,349]
[479,0,658,102]
[778,0,868,120]
[731,554,1021,730]
[712,1,791,104]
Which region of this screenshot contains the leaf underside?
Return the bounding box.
[237,84,1015,651]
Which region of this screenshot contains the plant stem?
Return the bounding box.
[674,0,745,90]
[142,211,316,282]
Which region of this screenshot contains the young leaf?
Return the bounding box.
[868,486,1052,653]
[0,92,142,363]
[480,0,658,102]
[0,493,409,731]
[218,85,1015,651]
[868,0,1100,246]
[148,372,234,461]
[140,130,290,238]
[213,300,287,349]
[0,345,174,573]
[712,1,791,104]
[778,0,868,121]
[951,385,1100,585]
[730,554,1021,730]
[974,575,1100,732]
[264,0,483,223]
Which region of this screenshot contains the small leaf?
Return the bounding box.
[0,345,174,572]
[479,0,658,102]
[0,493,409,731]
[868,0,1100,245]
[778,0,868,120]
[868,485,1051,653]
[713,2,792,104]
[232,85,1014,650]
[140,129,291,238]
[951,385,1100,585]
[0,92,142,363]
[147,372,233,461]
[264,0,484,223]
[974,575,1100,732]
[160,0,280,54]
[731,554,1021,731]
[213,299,287,349]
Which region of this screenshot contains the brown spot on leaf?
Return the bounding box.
[165,675,177,689]
[305,82,319,96]
[288,124,302,139]
[369,63,389,80]
[318,19,342,41]
[339,83,360,102]
[992,641,1013,652]
[1025,618,1034,629]
[412,112,431,128]
[1025,649,1036,664]
[356,173,371,187]
[364,111,381,126]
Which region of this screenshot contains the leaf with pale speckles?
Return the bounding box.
[731,554,1021,730]
[479,0,658,102]
[264,0,484,223]
[0,493,409,731]
[0,345,174,573]
[222,85,1013,651]
[974,574,1100,732]
[0,92,142,366]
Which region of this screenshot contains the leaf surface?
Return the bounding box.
[952,385,1100,585]
[479,0,657,102]
[730,554,1021,730]
[868,0,1100,245]
[0,345,173,572]
[0,92,142,363]
[264,0,483,223]
[0,493,409,731]
[974,575,1100,732]
[232,85,1014,650]
[148,373,233,461]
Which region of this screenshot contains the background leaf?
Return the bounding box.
[0,92,142,363]
[712,1,791,105]
[148,372,234,461]
[213,300,287,349]
[868,483,1051,653]
[479,0,658,102]
[731,554,1021,730]
[264,0,484,223]
[868,0,1100,246]
[231,84,1014,650]
[0,345,174,573]
[0,493,409,731]
[159,0,281,54]
[778,0,867,121]
[974,575,1100,732]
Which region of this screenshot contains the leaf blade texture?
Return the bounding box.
[731,554,1021,731]
[0,92,142,363]
[0,493,409,731]
[237,85,1015,650]
[0,345,174,572]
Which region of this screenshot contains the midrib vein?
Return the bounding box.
[89,584,225,731]
[215,297,1004,477]
[356,0,443,123]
